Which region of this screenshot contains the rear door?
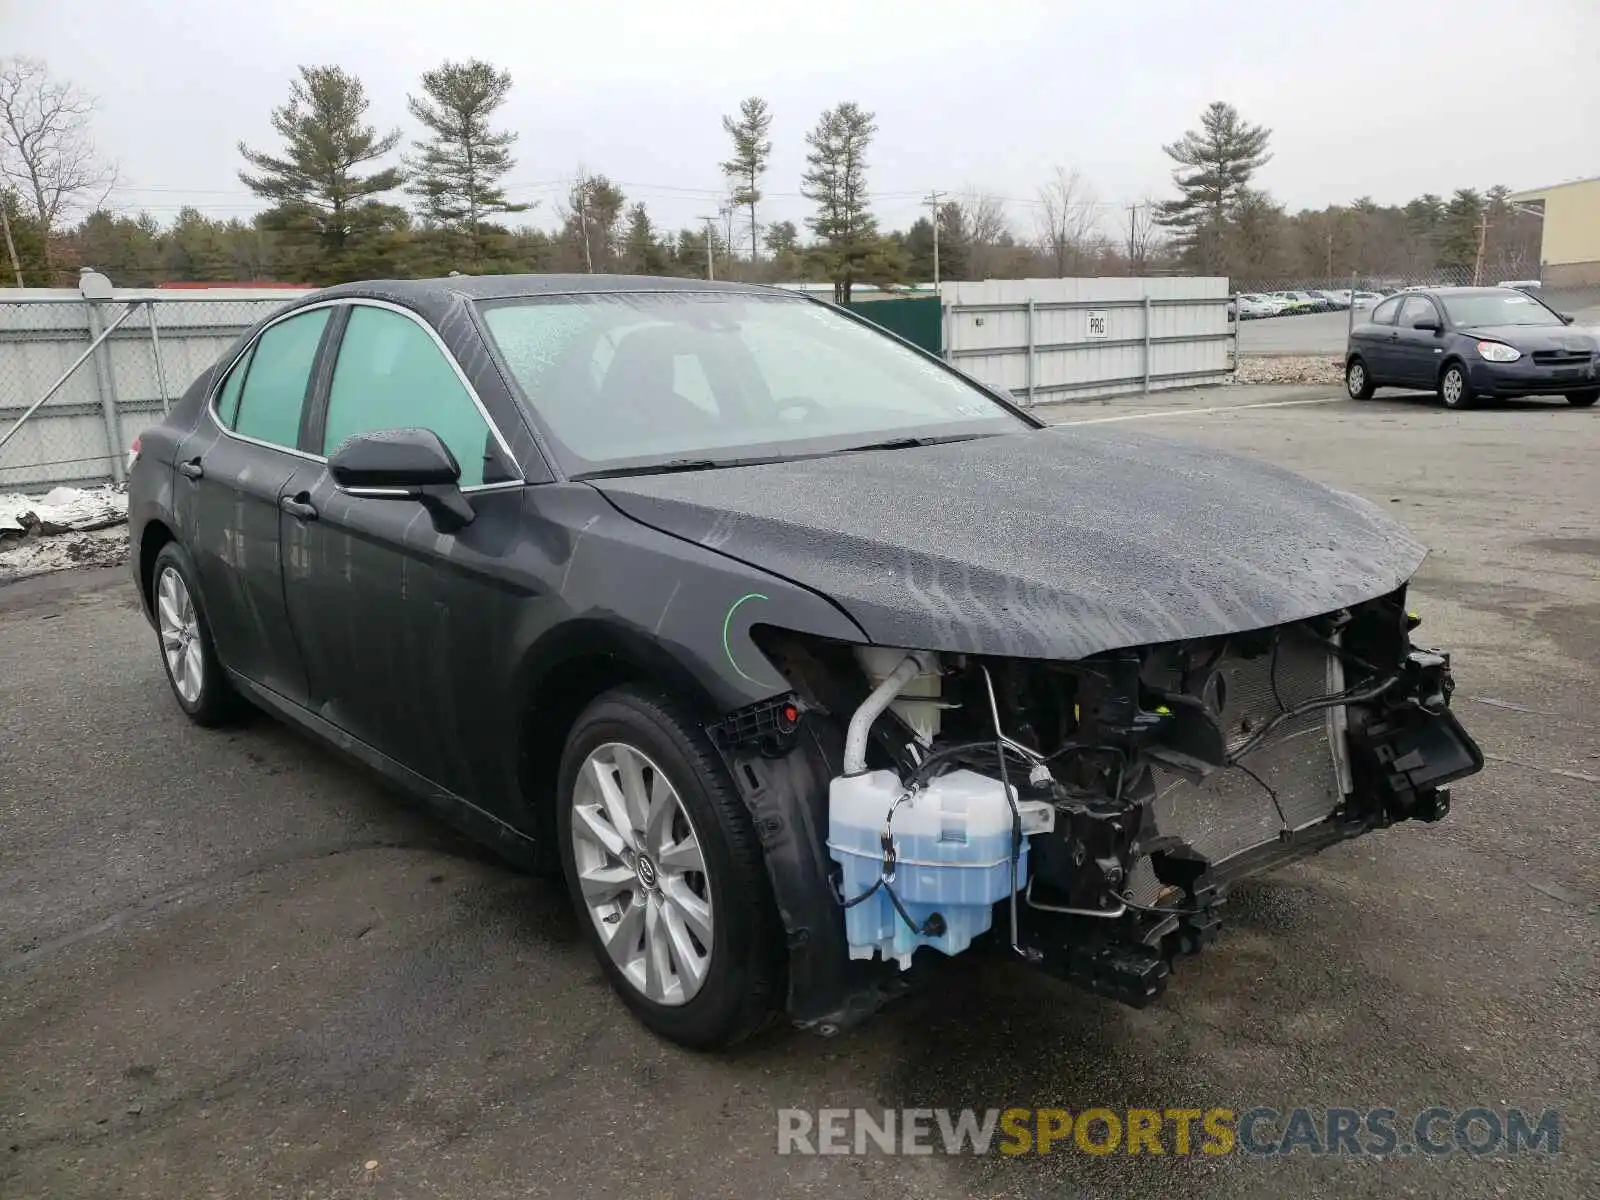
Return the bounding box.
[1391,295,1445,386]
[174,305,334,703]
[281,301,527,800]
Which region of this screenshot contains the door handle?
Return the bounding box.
[178,458,204,479]
[280,493,318,520]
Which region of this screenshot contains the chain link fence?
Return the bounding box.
[0,284,306,492]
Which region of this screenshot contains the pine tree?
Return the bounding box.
[720,96,772,267]
[1155,102,1272,273]
[238,66,404,281]
[406,59,528,268]
[801,102,893,303]
[622,202,669,275]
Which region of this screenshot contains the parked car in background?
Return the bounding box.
[1345,286,1599,409]
[1315,290,1352,310]
[1496,279,1542,293]
[1272,291,1321,314]
[1232,293,1280,319]
[1351,291,1383,309]
[125,273,1484,1047]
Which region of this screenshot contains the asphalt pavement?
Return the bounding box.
[2,385,1597,1199]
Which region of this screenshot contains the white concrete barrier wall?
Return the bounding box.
[940,277,1233,403]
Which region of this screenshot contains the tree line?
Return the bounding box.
[0,55,1542,298]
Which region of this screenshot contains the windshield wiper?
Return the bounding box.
[573,455,782,480]
[837,433,989,453]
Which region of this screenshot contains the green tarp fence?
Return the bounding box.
[844,295,942,357]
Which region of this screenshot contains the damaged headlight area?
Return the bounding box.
[708,589,1483,1033]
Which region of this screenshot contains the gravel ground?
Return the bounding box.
[1233,355,1342,386]
[2,385,1596,1199]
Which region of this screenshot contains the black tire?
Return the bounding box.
[1346,357,1375,400]
[556,684,782,1049]
[149,542,242,727]
[1439,361,1475,410]
[1566,391,1598,408]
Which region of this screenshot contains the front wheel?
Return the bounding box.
[1346,357,1375,400]
[1566,391,1598,408]
[557,685,782,1049]
[1439,363,1475,410]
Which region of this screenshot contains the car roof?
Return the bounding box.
[310,273,787,304]
[1401,286,1527,297]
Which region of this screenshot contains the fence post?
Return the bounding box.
[1347,269,1358,341]
[1232,291,1241,377]
[147,300,171,414]
[83,301,127,485]
[940,289,952,364]
[1142,295,1153,393]
[1024,298,1035,404]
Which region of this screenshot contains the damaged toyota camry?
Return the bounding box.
[127,275,1483,1048]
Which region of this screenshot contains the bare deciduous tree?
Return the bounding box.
[1125,196,1160,273]
[0,56,116,278]
[1035,165,1101,276]
[954,190,1009,280]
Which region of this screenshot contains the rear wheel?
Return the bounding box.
[557,685,781,1048]
[1439,362,1474,410]
[150,542,241,726]
[1346,358,1375,400]
[1566,391,1598,407]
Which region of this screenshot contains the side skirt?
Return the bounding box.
[225,668,541,871]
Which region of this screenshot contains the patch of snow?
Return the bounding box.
[0,525,128,581]
[0,485,130,581]
[0,484,128,534]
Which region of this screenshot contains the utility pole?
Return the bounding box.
[1126,203,1141,273]
[924,190,946,287]
[1473,210,1489,286]
[696,215,718,281]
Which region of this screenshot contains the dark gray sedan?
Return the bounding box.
[1345,286,1599,409]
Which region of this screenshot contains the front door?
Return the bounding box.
[1391,295,1446,387]
[174,306,333,703]
[281,302,527,803]
[1357,295,1403,379]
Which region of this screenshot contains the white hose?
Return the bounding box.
[843,652,934,775]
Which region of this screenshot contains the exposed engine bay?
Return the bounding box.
[710,586,1482,1032]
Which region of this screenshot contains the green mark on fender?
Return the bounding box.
[722,592,770,684]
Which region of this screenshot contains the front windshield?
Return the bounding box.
[476,292,1026,475]
[1440,291,1564,328]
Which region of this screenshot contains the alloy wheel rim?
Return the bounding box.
[570,742,714,1006]
[1349,364,1364,395]
[1443,370,1463,403]
[156,566,203,704]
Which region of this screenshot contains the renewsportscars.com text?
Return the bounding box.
[776,1106,1562,1158]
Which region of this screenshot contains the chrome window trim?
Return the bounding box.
[205,296,527,491]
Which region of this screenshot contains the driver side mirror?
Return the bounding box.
[329,427,474,531]
[1413,318,1442,333]
[1558,312,1575,325]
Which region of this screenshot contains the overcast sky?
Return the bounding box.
[9,0,1598,238]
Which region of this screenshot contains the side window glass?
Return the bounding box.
[324,306,509,488]
[1371,297,1401,326]
[1399,297,1435,327]
[214,345,254,428]
[233,308,331,448]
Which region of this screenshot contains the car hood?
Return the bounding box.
[592,426,1426,661]
[1458,324,1599,350]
